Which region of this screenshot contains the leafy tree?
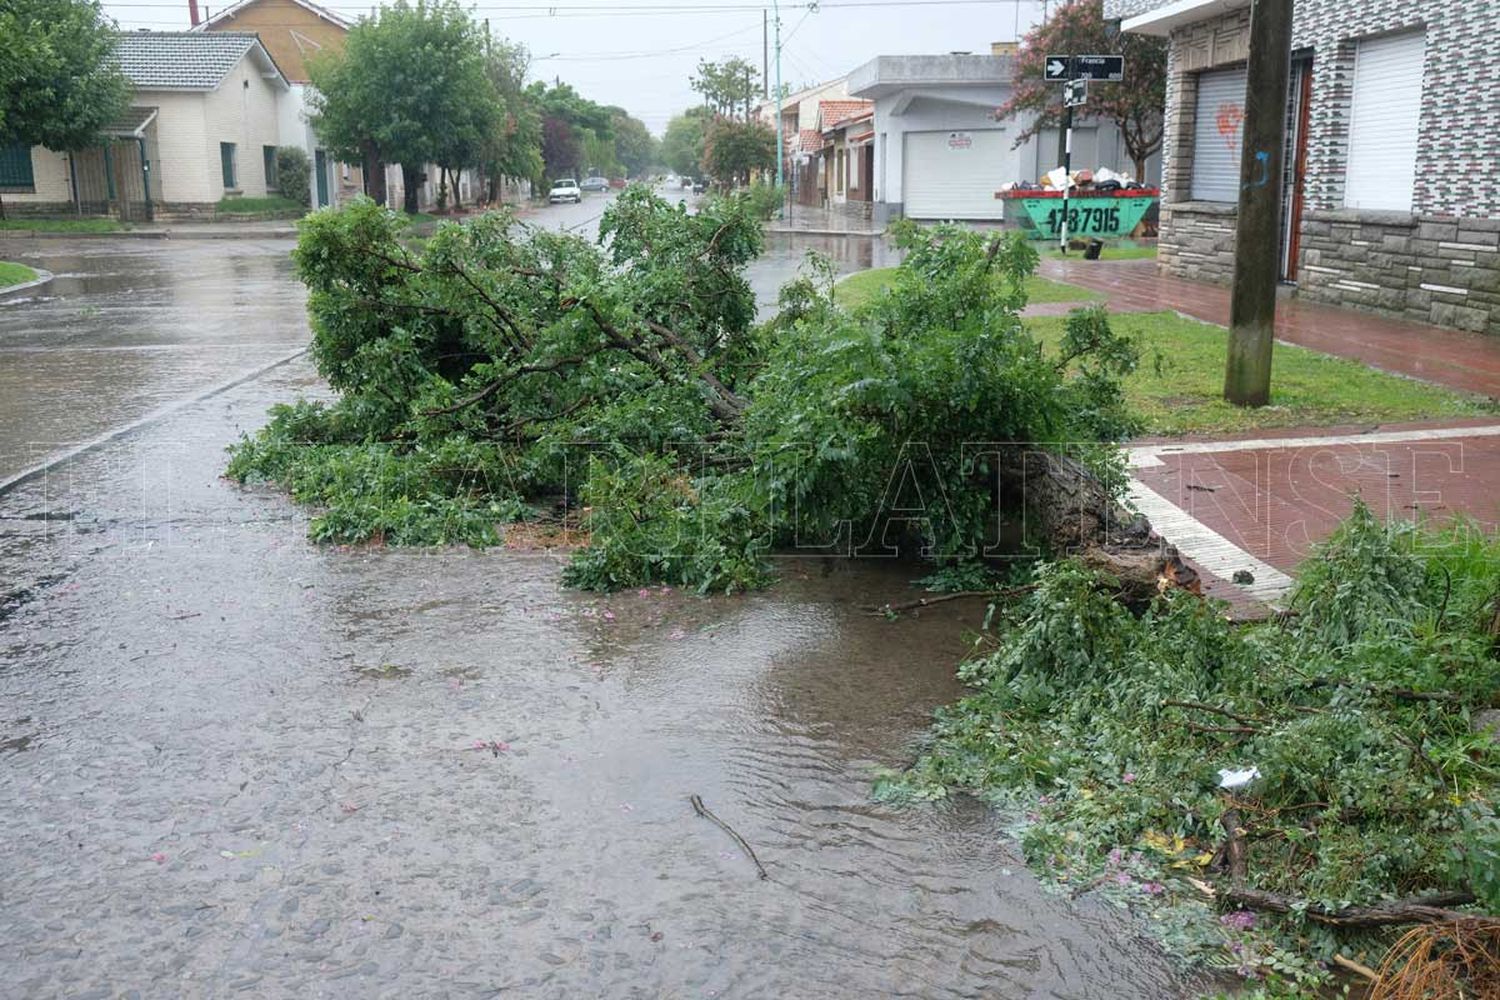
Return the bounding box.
[480,38,543,201]
[540,118,580,180]
[609,109,655,178]
[691,56,761,120]
[307,0,500,214]
[527,81,615,183]
[0,0,130,217]
[702,117,776,187]
[660,109,708,177]
[996,0,1167,180]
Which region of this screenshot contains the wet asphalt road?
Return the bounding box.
[0,208,1195,997]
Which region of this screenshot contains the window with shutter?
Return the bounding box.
[1191,67,1248,202]
[0,141,35,190]
[1344,31,1425,212]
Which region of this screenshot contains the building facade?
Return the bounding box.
[848,50,1159,225]
[197,0,362,209]
[0,32,290,220]
[1109,0,1500,335]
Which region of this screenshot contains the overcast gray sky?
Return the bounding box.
[102,0,1049,133]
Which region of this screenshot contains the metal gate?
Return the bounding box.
[68,108,159,221]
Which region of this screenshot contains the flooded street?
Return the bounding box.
[0,228,1195,997]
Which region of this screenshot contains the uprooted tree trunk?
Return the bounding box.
[996,447,1198,605]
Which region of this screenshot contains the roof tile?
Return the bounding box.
[114,31,261,90]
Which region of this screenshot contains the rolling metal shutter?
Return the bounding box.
[1191,67,1247,202]
[902,129,1006,220]
[1344,31,1426,212]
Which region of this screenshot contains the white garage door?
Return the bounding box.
[903,129,1007,220]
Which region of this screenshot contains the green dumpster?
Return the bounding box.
[998,188,1159,240]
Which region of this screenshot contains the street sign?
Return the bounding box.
[1064,78,1088,108]
[1043,54,1125,83]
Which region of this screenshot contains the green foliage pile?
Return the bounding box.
[882,502,1500,989]
[228,191,1139,590]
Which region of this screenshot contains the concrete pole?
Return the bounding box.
[1224,0,1294,407]
[774,0,784,195]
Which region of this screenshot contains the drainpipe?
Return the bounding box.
[188,0,201,25]
[138,137,154,222]
[68,154,81,216]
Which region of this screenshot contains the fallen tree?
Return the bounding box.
[229,192,1156,590]
[882,504,1500,991]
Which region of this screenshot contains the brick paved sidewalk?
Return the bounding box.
[1034,258,1500,608]
[1038,257,1500,397]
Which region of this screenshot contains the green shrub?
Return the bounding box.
[275,146,312,208]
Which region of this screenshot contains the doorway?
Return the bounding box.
[1279,57,1313,283]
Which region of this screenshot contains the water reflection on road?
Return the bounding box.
[0,222,1199,997]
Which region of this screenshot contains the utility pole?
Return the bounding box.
[1224,0,1293,407]
[763,10,770,99]
[773,0,783,197]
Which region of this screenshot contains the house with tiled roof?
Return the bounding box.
[816,99,875,214]
[1,31,290,219]
[196,0,367,209]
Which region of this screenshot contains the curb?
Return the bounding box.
[0,345,309,498]
[765,226,885,238]
[0,267,54,297]
[0,228,296,241]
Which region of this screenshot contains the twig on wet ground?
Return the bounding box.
[865,584,1037,617]
[690,794,768,880]
[167,611,202,621]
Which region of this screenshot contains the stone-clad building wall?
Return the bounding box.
[1105,0,1500,334]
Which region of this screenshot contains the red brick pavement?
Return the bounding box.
[1037,257,1500,398]
[1028,258,1500,601]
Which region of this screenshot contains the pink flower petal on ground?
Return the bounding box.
[151,852,167,864]
[637,589,651,598]
[669,629,686,640]
[602,610,616,622]
[1122,772,1136,784]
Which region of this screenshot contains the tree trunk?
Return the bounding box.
[362,141,387,207]
[1224,886,1492,929]
[995,447,1197,605]
[451,167,462,211]
[401,163,422,215]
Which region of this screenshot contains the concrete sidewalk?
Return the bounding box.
[765,205,883,237]
[1038,257,1500,609]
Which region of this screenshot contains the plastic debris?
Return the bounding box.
[1217,766,1261,790]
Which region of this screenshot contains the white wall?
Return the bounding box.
[3,147,73,205]
[871,87,1161,220]
[197,53,284,201]
[871,89,1018,211]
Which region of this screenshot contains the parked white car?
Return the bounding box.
[548,178,582,204]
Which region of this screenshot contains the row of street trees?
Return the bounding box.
[309,1,654,213]
[661,56,777,187]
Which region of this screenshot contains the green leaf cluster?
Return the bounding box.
[883,502,1500,983]
[228,193,1139,592]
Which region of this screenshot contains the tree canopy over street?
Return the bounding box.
[307,0,500,213]
[0,0,129,216]
[997,0,1167,180]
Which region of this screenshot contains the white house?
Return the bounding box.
[847,49,1160,224]
[0,32,290,220]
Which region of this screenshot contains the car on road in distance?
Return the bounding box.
[580,176,608,192]
[548,178,582,203]
[691,178,707,194]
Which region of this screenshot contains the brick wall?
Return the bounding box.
[1119,0,1500,334]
